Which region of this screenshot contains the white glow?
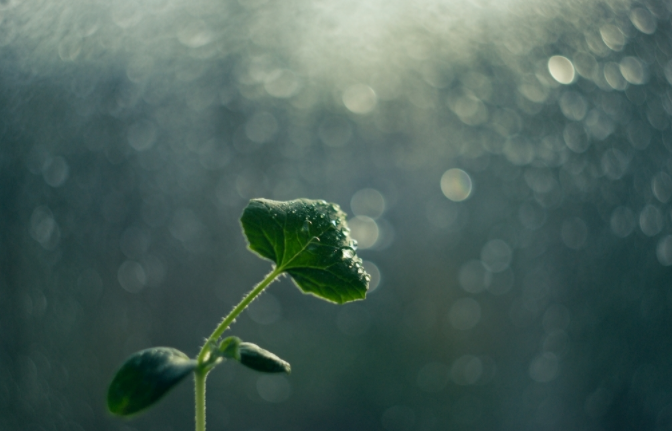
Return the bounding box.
[548,56,575,85]
[441,169,473,202]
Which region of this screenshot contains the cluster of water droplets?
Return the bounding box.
[297,200,370,284]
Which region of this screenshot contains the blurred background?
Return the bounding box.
[2,0,672,430]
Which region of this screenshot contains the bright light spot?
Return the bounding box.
[351,188,385,219]
[600,24,626,51]
[630,7,657,35]
[603,62,627,90]
[349,216,379,249]
[440,168,472,202]
[619,57,646,85]
[548,56,575,84]
[342,84,377,114]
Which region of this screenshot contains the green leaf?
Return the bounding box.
[236,342,291,374]
[107,347,197,416]
[240,198,370,304]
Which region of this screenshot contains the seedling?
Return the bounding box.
[107,198,370,431]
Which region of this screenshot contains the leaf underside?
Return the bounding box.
[107,347,197,416]
[240,198,370,304]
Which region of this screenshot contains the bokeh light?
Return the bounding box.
[440,168,473,202]
[351,188,386,219]
[342,84,377,114]
[362,261,381,292]
[348,216,379,249]
[548,56,575,84]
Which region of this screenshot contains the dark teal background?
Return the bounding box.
[1,1,671,430]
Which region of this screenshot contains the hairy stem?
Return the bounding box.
[194,265,283,431]
[194,369,207,431]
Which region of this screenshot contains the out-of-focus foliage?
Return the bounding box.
[1,0,672,430]
[107,347,197,416]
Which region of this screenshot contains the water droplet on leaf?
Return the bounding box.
[302,220,311,233]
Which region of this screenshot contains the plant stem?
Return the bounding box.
[194,265,283,431]
[194,369,207,431]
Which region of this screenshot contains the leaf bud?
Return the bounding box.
[218,336,241,359]
[237,342,291,374]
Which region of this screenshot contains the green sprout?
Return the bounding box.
[107,198,370,431]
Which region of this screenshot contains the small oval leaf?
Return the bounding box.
[240,198,370,304]
[107,347,197,416]
[237,342,291,374]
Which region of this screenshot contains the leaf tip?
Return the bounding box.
[237,342,291,374]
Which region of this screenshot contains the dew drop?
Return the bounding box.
[342,248,355,259]
[302,219,311,233]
